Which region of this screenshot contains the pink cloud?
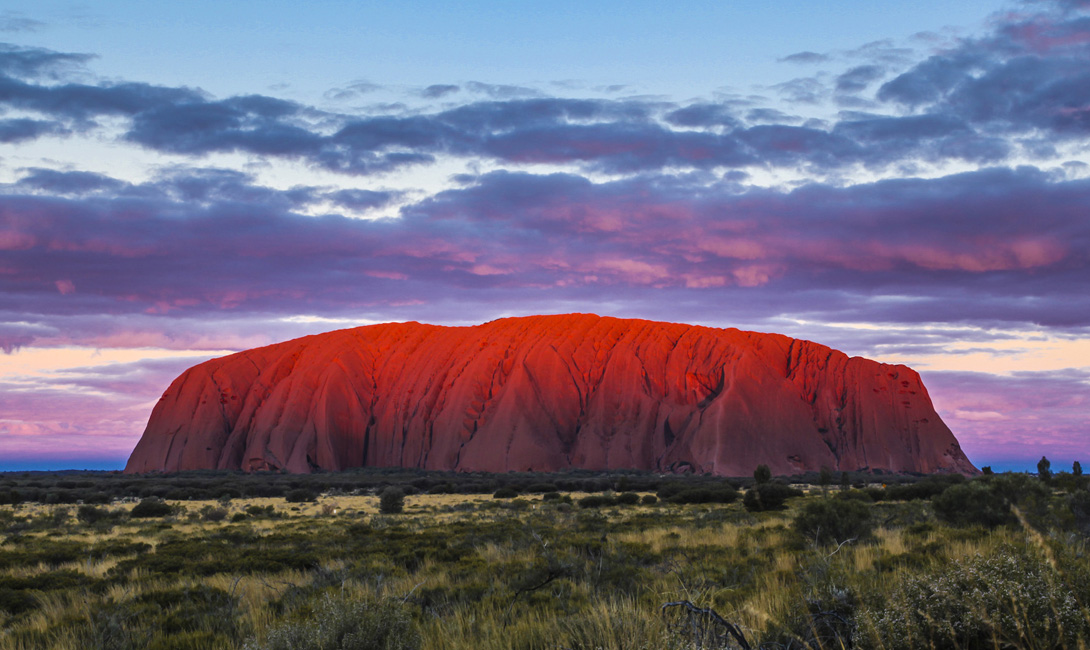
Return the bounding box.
[54,279,75,294]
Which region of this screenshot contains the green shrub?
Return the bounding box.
[743,482,802,512]
[858,547,1088,649]
[932,481,1011,528]
[640,494,658,505]
[793,498,873,544]
[578,495,615,508]
[753,464,772,485]
[658,483,738,504]
[614,492,641,505]
[244,594,419,650]
[379,487,404,515]
[285,488,319,503]
[492,486,519,499]
[200,505,229,522]
[77,504,117,525]
[130,498,174,518]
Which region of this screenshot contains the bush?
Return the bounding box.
[658,483,738,504]
[933,475,1050,529]
[753,464,772,485]
[130,497,174,518]
[932,481,1011,528]
[858,547,1088,649]
[200,505,229,522]
[379,487,405,515]
[793,498,873,545]
[285,488,319,503]
[244,594,420,650]
[492,486,519,499]
[641,494,658,505]
[77,504,114,525]
[884,475,964,501]
[614,492,641,505]
[743,482,802,512]
[578,495,615,508]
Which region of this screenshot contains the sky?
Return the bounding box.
[0,0,1087,473]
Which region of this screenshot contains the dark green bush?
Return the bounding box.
[130,498,174,518]
[659,483,738,505]
[932,481,1012,528]
[743,482,802,512]
[614,492,641,505]
[492,486,519,499]
[578,495,615,508]
[285,488,319,503]
[641,494,658,505]
[378,487,404,515]
[884,475,964,501]
[77,504,116,525]
[793,498,873,544]
[199,505,229,522]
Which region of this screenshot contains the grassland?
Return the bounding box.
[1,470,1088,649]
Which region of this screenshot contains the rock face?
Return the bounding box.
[125,314,976,476]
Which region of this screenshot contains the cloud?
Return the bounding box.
[779,51,829,64]
[0,43,91,80]
[926,369,1090,467]
[835,65,885,93]
[421,84,459,98]
[0,13,45,34]
[0,117,65,142]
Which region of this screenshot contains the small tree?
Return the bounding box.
[840,471,851,491]
[379,487,405,515]
[753,464,772,485]
[819,466,833,496]
[1074,460,1083,477]
[1038,456,1052,483]
[982,466,994,475]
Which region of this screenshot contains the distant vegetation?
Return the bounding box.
[0,462,1087,649]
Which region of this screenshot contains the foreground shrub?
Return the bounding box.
[931,481,1011,528]
[492,486,519,499]
[129,497,174,518]
[378,487,405,514]
[933,474,1050,529]
[858,547,1088,649]
[793,498,872,544]
[245,594,419,650]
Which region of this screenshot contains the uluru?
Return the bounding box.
[125,314,977,476]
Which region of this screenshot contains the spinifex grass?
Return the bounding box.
[1,480,1088,649]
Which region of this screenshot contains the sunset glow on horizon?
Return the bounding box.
[1,0,1088,472]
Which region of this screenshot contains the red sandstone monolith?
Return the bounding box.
[125,314,977,475]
